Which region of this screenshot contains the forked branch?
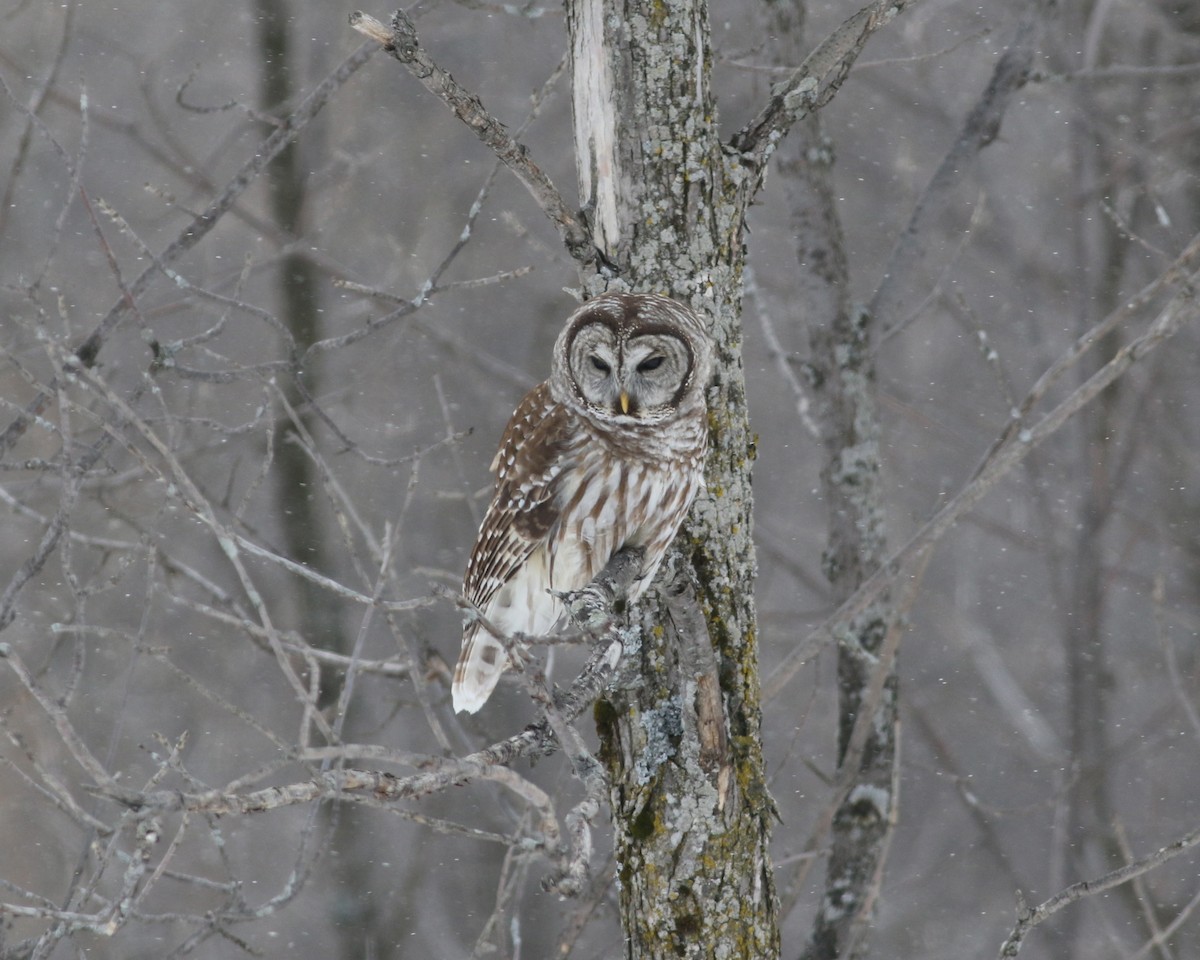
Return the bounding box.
[730,0,920,173]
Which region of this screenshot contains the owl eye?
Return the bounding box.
[637,356,665,373]
[589,355,611,375]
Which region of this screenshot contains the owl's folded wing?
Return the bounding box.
[453,383,581,712]
[462,382,578,615]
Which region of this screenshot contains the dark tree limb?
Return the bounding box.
[870,5,1049,333]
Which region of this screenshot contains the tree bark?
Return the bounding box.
[567,1,778,956]
[750,3,898,957]
[785,113,897,960]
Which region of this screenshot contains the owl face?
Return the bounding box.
[552,294,712,424]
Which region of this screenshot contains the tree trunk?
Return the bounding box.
[784,113,897,960]
[566,1,778,956]
[758,4,898,957]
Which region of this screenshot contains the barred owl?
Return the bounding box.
[451,293,714,713]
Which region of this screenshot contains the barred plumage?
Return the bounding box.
[451,293,713,713]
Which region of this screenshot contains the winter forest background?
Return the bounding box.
[1,0,1199,958]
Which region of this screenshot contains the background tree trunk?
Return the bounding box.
[760,5,899,957]
[256,0,346,708]
[783,114,898,960]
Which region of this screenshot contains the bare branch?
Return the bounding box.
[1029,61,1200,84]
[869,7,1047,331]
[349,9,592,263]
[744,268,820,438]
[998,823,1200,957]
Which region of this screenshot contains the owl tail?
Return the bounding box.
[452,626,508,713]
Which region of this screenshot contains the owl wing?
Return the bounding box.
[454,382,575,712]
[464,382,574,611]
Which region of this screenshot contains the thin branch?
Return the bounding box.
[0,1,76,237]
[349,9,591,263]
[1029,62,1200,84]
[744,268,820,438]
[0,644,119,792]
[998,823,1200,957]
[1113,820,1175,960]
[1128,884,1200,960]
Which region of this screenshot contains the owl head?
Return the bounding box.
[549,293,713,425]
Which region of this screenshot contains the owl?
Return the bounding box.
[451,293,714,713]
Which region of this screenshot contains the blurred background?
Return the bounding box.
[1,0,1198,957]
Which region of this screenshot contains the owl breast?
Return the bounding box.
[547,413,706,599]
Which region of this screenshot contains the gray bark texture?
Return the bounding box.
[566,1,778,956]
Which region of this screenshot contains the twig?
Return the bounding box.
[1128,885,1200,960]
[349,10,591,263]
[0,2,75,237]
[0,725,112,835]
[744,268,820,438]
[1113,820,1175,960]
[998,823,1200,957]
[472,811,536,957]
[326,506,407,753]
[0,644,119,792]
[1029,62,1200,84]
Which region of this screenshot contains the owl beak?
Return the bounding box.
[619,391,631,415]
